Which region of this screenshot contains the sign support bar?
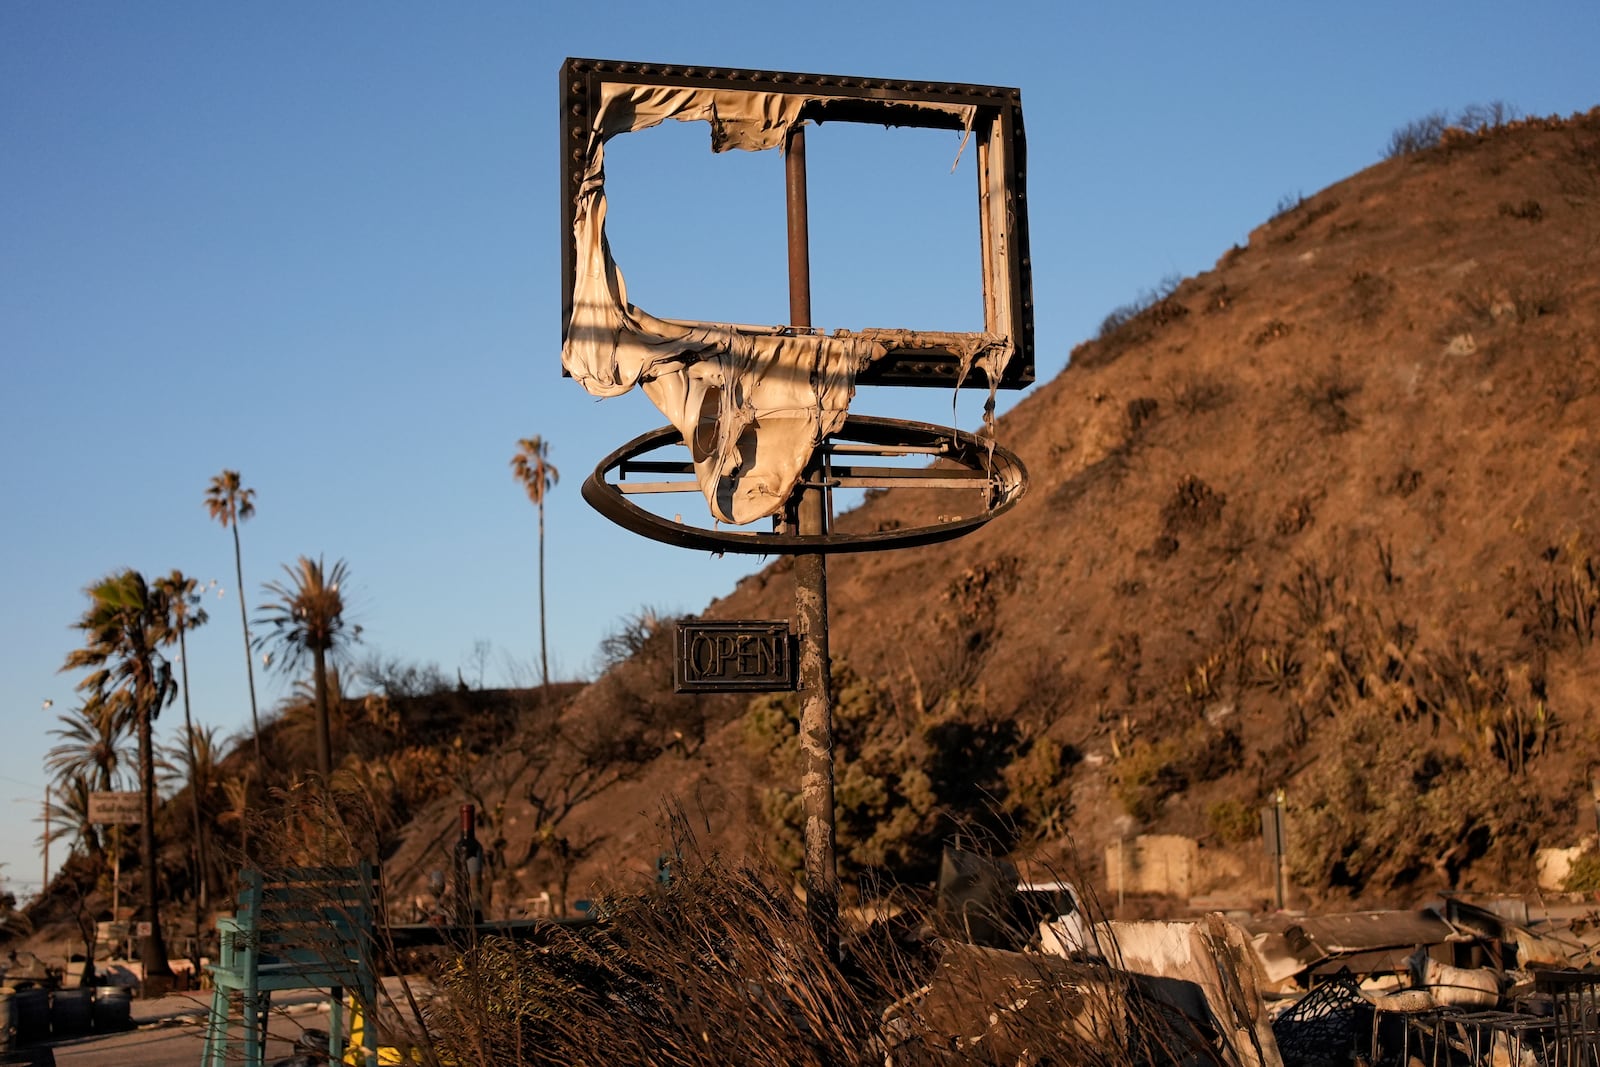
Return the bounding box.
[787,125,839,955]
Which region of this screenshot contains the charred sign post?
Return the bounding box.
[560,58,1033,949]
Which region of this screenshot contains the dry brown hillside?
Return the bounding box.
[389,109,1600,914]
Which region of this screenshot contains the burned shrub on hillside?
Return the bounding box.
[1047,448,1132,514]
[1524,539,1600,651]
[1168,372,1231,415]
[1347,270,1395,323]
[1388,111,1452,158]
[596,606,676,671]
[1071,274,1190,369]
[1161,475,1227,536]
[1293,365,1362,434]
[932,556,1023,690]
[1383,465,1424,498]
[1383,102,1517,159]
[1252,319,1292,346]
[587,609,726,758]
[1203,282,1240,314]
[1210,515,1257,568]
[1447,276,1565,337]
[1270,191,1305,221]
[1097,275,1182,340]
[1273,493,1318,538]
[1269,197,1341,244]
[1499,198,1545,222]
[1125,395,1160,434]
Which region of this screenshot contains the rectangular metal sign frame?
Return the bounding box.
[560,57,1034,390]
[88,791,143,825]
[675,620,797,693]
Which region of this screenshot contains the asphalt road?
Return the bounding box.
[31,979,429,1067]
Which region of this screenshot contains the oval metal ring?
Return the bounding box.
[581,415,1028,555]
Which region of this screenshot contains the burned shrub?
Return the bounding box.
[1161,475,1227,534]
[1294,366,1362,434]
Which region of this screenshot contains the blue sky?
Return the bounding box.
[2,0,1595,900]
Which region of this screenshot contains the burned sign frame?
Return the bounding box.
[559,57,1034,391]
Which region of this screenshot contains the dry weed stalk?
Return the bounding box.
[418,821,1221,1066]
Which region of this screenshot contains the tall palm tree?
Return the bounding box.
[153,570,210,908]
[61,569,177,980]
[255,556,361,779]
[511,437,559,692]
[205,470,264,774]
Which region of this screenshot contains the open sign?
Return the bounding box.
[674,621,795,693]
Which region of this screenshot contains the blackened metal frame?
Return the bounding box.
[559,57,1034,389]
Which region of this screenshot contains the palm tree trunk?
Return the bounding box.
[177,630,208,908]
[539,498,549,693]
[138,704,174,979]
[313,644,333,779]
[176,629,208,982]
[233,522,264,775]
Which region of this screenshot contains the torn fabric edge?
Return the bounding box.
[561,82,1007,525]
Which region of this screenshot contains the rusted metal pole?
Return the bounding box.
[785,124,839,952]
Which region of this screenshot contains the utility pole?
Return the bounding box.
[785,124,839,952]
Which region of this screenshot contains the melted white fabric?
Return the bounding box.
[562,83,980,525]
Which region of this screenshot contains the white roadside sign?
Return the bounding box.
[87,791,143,825]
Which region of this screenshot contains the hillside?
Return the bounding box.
[387,109,1600,913]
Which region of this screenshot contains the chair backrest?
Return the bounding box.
[234,863,379,974]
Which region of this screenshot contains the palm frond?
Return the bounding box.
[204,468,256,528]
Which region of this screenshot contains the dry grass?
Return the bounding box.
[415,831,1226,1067]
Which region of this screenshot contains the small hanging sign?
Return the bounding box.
[675,621,796,693]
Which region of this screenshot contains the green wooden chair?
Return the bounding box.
[201,863,381,1067]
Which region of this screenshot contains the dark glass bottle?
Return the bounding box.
[452,804,484,926]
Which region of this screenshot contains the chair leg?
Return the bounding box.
[362,983,380,1067]
[242,989,266,1067]
[202,985,231,1067]
[329,986,344,1063]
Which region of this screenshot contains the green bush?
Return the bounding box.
[745,669,1019,882]
[1563,848,1600,894]
[1207,799,1261,846]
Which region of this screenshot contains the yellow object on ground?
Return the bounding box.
[344,992,437,1066]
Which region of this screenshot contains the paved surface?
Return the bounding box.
[29,979,430,1066]
[40,988,320,1066]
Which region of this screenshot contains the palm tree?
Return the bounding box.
[153,570,210,909]
[218,772,253,863]
[205,470,264,774]
[40,772,98,864]
[160,721,223,973]
[255,556,361,779]
[510,437,559,692]
[46,698,131,793]
[61,569,177,980]
[45,699,132,863]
